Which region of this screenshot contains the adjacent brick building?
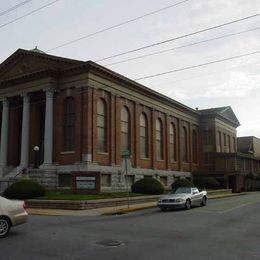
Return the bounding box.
[0,48,259,192]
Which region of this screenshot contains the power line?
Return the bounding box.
[46,0,190,52]
[4,52,260,112]
[0,0,60,30]
[96,13,260,62]
[0,0,33,17]
[105,26,260,66]
[149,58,260,87]
[134,50,260,81]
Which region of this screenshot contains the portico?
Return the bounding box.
[0,88,55,177]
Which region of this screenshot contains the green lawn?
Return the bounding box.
[39,191,145,200]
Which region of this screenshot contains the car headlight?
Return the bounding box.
[158,199,162,203]
[175,198,184,202]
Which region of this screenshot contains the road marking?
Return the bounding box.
[197,200,260,214]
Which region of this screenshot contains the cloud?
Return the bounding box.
[205,71,260,98]
[238,119,260,138]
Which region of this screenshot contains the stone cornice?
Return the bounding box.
[0,69,58,87]
[59,62,200,118]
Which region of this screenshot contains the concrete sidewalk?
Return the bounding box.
[27,192,246,216]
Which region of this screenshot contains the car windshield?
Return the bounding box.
[173,187,191,194]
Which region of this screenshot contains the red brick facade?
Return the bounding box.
[1,49,253,192]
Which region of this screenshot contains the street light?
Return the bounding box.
[33,146,39,169]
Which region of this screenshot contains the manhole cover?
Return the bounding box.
[96,239,122,247]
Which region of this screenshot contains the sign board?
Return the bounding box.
[121,150,130,158]
[76,176,96,190]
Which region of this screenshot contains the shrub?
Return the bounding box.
[131,178,164,195]
[171,178,194,191]
[3,179,45,199]
[215,177,228,189]
[245,173,256,180]
[193,177,220,190]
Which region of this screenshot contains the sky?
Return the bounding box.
[0,0,260,138]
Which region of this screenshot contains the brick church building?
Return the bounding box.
[0,48,259,192]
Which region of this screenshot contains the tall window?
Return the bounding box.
[181,127,188,162]
[97,98,107,152]
[156,118,163,160]
[227,135,231,152]
[192,130,198,163]
[218,131,222,152]
[233,137,236,152]
[63,97,75,151]
[204,130,212,145]
[140,113,148,158]
[169,123,176,162]
[223,133,227,147]
[121,106,130,152]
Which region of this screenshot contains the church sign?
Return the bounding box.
[72,172,100,193]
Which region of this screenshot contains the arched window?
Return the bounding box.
[121,106,130,152]
[140,113,148,158]
[181,126,188,162]
[97,98,107,152]
[192,130,198,163]
[169,123,176,162]
[63,97,75,151]
[156,118,163,160]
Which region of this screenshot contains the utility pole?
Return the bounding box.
[121,150,130,209]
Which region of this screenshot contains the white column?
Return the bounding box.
[20,93,30,168]
[0,98,9,171]
[43,88,54,165]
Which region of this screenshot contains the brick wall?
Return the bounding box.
[51,85,200,177]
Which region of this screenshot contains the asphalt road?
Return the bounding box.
[1,192,260,260]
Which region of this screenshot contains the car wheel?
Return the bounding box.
[0,217,11,238]
[201,196,207,206]
[160,207,167,212]
[185,199,191,210]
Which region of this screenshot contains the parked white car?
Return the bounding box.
[0,196,28,237]
[157,187,207,211]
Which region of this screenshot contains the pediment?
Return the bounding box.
[0,49,83,81]
[219,107,240,126]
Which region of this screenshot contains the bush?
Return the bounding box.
[215,177,228,189]
[3,179,45,199]
[193,177,220,190]
[171,178,194,191]
[131,178,164,195]
[245,173,256,180]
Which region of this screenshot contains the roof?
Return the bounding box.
[0,48,200,117]
[199,106,230,115]
[30,46,46,54]
[199,106,240,127]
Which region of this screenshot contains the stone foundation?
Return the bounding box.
[28,163,191,192]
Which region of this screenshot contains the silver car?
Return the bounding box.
[0,196,28,238]
[157,187,207,211]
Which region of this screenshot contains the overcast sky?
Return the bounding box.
[1,0,260,138]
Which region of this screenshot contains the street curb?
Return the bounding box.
[101,193,247,215]
[26,192,248,216]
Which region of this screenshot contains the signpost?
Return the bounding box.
[121,150,130,209]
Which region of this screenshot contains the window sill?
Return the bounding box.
[139,157,150,161]
[60,151,75,155]
[97,152,109,155]
[156,159,165,162]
